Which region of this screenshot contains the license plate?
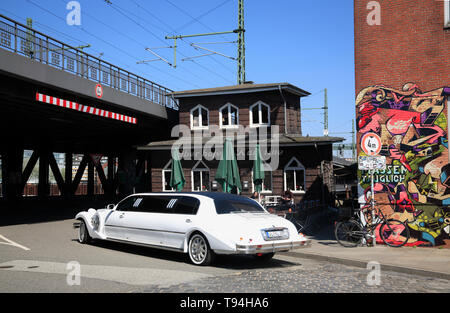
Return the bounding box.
[266,230,284,238]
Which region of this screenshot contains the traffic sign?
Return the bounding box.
[358,155,386,171]
[95,84,103,98]
[361,132,382,156]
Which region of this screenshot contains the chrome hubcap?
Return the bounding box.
[79,222,85,242]
[190,235,207,263]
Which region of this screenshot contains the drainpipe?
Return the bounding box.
[278,85,288,134]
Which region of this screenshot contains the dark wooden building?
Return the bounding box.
[138,83,343,205]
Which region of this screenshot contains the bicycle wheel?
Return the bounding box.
[334,219,364,247]
[379,219,410,247]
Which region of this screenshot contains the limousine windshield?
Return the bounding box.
[215,198,266,214]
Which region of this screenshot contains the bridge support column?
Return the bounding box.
[2,142,24,203]
[118,149,136,199]
[38,148,50,198]
[107,153,116,201]
[64,152,72,199]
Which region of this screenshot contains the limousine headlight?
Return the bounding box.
[260,227,289,241]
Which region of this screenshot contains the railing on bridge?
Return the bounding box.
[0,15,178,110]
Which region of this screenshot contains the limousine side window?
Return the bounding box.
[116,196,139,211]
[139,196,179,214]
[214,198,265,214]
[173,196,200,215]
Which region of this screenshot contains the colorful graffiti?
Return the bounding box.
[356,83,450,247]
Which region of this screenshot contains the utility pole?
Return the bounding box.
[237,0,245,84]
[324,88,328,136]
[331,119,357,161]
[142,0,246,84]
[302,88,328,136]
[26,18,34,57]
[352,119,356,160]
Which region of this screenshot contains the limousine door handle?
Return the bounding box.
[185,219,192,223]
[119,213,125,218]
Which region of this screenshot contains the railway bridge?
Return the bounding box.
[0,15,178,211]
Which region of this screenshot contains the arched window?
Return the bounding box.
[190,104,209,130]
[249,101,270,127]
[219,103,239,128]
[162,160,175,192]
[191,161,210,191]
[283,157,305,193]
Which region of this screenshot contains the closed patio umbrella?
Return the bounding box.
[169,149,185,191]
[215,138,242,193]
[252,144,265,192]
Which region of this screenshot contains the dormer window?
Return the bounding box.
[284,157,305,193]
[249,101,270,127]
[190,105,209,130]
[191,160,210,191]
[219,103,239,128]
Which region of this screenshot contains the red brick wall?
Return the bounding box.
[354,0,450,93]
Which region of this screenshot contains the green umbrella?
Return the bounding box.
[169,149,185,191]
[252,144,265,192]
[215,138,242,193]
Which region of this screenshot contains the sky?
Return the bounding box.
[0,0,356,152]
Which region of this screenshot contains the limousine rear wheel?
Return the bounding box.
[188,233,214,266]
[78,219,91,244]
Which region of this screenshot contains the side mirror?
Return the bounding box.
[106,204,115,210]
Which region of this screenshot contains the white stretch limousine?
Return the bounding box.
[75,192,310,265]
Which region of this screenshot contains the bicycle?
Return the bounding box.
[334,204,410,248]
[283,211,306,233]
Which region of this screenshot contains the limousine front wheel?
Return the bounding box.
[188,233,214,266]
[78,219,91,244]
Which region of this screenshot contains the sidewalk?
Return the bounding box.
[283,223,450,280]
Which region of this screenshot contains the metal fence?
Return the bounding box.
[0,15,178,110]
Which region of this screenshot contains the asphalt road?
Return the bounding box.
[0,218,449,293]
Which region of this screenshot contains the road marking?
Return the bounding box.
[0,260,213,287]
[0,235,30,251]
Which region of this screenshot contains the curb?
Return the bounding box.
[282,250,450,281]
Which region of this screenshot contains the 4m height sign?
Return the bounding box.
[361,132,382,156]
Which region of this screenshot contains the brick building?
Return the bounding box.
[354,0,450,246]
[138,83,343,206]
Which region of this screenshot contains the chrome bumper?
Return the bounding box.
[234,239,311,254]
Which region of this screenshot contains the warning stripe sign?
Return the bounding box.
[35,92,137,125]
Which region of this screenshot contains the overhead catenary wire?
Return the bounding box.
[161,0,237,78]
[105,0,235,85]
[27,0,204,89]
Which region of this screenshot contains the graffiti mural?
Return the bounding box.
[356,83,450,247]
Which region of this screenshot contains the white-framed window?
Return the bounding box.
[191,160,210,191]
[445,0,450,28]
[251,166,273,194]
[219,103,239,128]
[162,160,175,192]
[190,104,209,130]
[283,157,306,193]
[249,101,270,127]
